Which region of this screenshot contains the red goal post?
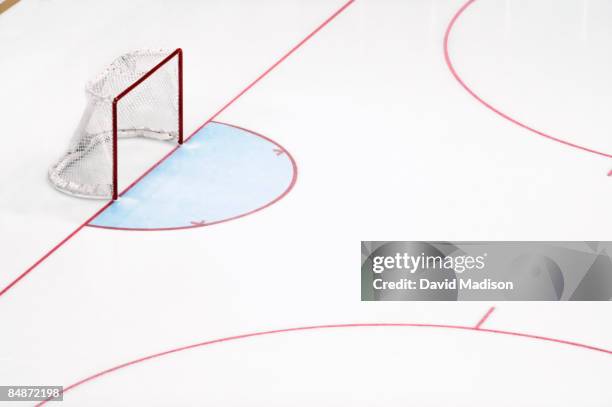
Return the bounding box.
[111,48,183,200]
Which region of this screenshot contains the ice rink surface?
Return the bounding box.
[0,0,611,405]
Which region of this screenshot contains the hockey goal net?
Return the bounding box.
[49,48,183,200]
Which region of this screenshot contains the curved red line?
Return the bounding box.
[86,121,298,232]
[35,322,612,405]
[444,0,612,159]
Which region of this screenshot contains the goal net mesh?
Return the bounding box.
[49,49,180,199]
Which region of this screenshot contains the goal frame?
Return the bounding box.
[111,48,183,200]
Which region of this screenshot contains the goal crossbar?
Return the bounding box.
[111,48,183,200]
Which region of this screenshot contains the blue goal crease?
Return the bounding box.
[90,122,294,230]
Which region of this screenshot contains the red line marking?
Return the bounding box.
[0,203,112,299]
[475,306,495,329]
[34,322,612,405]
[185,0,356,143]
[86,121,298,232]
[273,148,285,156]
[444,0,612,160]
[1,0,355,300]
